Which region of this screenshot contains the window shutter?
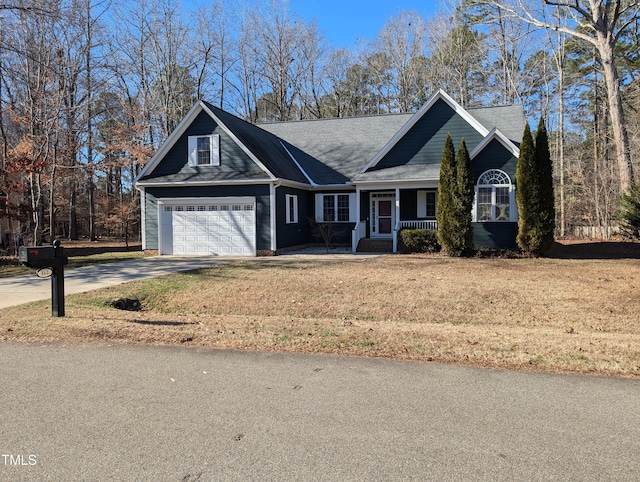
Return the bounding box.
[315,194,324,222]
[211,134,220,166]
[417,191,427,218]
[349,193,357,222]
[187,136,197,167]
[471,190,477,222]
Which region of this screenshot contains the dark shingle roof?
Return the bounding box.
[467,105,525,144]
[204,102,310,185]
[261,114,411,185]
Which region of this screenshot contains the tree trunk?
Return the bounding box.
[596,34,634,192]
[69,183,78,240]
[558,61,565,237]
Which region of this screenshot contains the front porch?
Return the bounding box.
[353,219,439,253]
[351,187,439,253]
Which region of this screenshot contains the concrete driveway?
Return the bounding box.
[0,256,238,309]
[1,343,639,480]
[0,250,376,310]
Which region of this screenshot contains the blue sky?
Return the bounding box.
[292,0,442,48]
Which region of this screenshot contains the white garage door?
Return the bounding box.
[160,200,256,256]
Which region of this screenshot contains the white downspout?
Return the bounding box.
[393,187,400,253]
[140,187,147,250]
[270,182,280,253]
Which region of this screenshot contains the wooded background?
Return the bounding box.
[0,0,638,247]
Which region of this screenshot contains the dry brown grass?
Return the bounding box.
[2,251,639,378]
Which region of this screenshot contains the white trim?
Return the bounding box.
[200,103,276,180]
[140,187,147,250]
[135,101,206,183]
[315,193,356,223]
[157,196,256,205]
[156,197,257,256]
[137,179,273,188]
[360,90,490,173]
[134,100,277,186]
[188,134,220,167]
[473,169,516,222]
[285,194,299,224]
[470,128,520,159]
[370,192,396,238]
[355,181,440,190]
[270,183,278,252]
[280,141,317,186]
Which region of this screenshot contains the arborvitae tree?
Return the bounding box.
[452,138,474,256]
[516,123,537,254]
[437,133,456,252]
[534,117,555,254]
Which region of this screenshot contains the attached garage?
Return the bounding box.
[158,198,256,256]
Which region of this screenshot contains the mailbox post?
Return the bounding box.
[19,240,68,317]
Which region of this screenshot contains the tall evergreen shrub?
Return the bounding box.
[451,138,474,256]
[437,133,456,253]
[516,123,537,253]
[534,118,555,254]
[516,119,555,256]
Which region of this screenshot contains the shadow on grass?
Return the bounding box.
[548,241,640,260]
[125,319,198,327]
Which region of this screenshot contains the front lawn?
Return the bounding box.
[2,252,639,378]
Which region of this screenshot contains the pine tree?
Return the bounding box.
[534,118,555,255]
[451,138,474,256]
[516,123,537,254]
[437,133,456,252]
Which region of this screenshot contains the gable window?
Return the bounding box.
[417,190,437,218]
[474,169,514,222]
[188,134,220,167]
[317,193,354,222]
[286,194,298,224]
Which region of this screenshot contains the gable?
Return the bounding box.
[471,138,518,183]
[141,110,266,181]
[368,98,486,172]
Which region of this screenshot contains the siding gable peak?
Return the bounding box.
[360,90,490,174]
[134,101,277,186]
[470,128,520,160]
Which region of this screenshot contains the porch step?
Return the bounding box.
[356,238,393,253]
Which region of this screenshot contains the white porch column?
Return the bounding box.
[393,187,400,253]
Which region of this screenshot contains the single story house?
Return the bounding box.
[135,90,525,256]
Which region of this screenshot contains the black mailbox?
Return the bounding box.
[19,241,68,317]
[19,245,68,269]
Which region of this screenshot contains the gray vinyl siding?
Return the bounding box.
[373,98,485,170]
[150,111,264,178]
[144,185,271,251]
[472,222,518,249]
[472,138,518,183]
[276,186,311,249]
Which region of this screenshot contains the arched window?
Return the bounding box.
[475,169,514,222]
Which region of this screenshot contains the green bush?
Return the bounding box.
[398,228,441,253]
[618,185,640,239]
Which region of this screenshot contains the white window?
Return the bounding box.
[315,193,356,222]
[188,134,220,167]
[417,190,437,218]
[474,169,515,222]
[286,194,298,224]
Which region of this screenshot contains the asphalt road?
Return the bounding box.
[1,342,639,481]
